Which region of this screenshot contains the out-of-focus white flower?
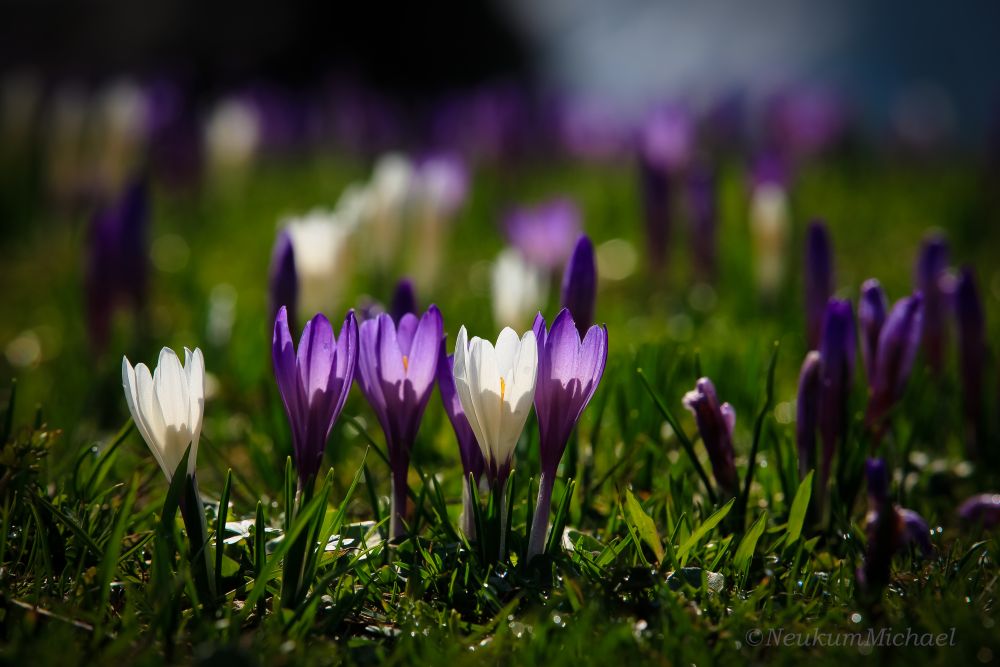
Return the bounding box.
[95,79,150,192]
[410,153,470,289]
[491,248,548,330]
[204,98,261,174]
[122,347,205,481]
[750,184,790,298]
[284,209,356,316]
[364,153,414,270]
[452,325,538,485]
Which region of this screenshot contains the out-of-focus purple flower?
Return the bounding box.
[865,293,923,436]
[683,377,739,500]
[145,79,202,188]
[858,458,932,594]
[528,309,608,560]
[817,299,855,498]
[268,230,298,329]
[955,267,986,454]
[357,307,443,539]
[504,198,582,271]
[749,151,791,191]
[915,234,951,375]
[415,152,468,218]
[637,105,694,271]
[796,351,822,480]
[858,279,888,386]
[804,220,834,350]
[272,307,358,488]
[555,97,630,161]
[560,235,597,334]
[436,340,485,539]
[958,494,1000,528]
[85,177,149,354]
[389,279,418,324]
[765,87,848,159]
[687,166,718,280]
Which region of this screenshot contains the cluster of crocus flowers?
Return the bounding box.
[272,307,358,488]
[122,347,215,603]
[857,458,931,595]
[683,378,739,500]
[528,309,608,559]
[86,177,148,354]
[357,307,443,540]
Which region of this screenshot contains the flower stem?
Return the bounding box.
[179,473,217,608]
[527,472,554,562]
[498,484,508,562]
[390,465,409,541]
[460,481,477,540]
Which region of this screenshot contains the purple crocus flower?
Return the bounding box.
[915,234,950,375]
[527,309,608,559]
[865,293,923,438]
[357,307,443,539]
[749,151,791,192]
[389,278,418,324]
[268,229,298,329]
[683,377,739,500]
[858,458,932,594]
[687,165,718,280]
[958,494,1000,528]
[504,198,582,272]
[637,105,694,272]
[560,235,597,334]
[858,279,888,386]
[85,177,149,354]
[436,341,485,539]
[817,299,855,503]
[272,307,358,488]
[804,220,833,350]
[955,267,986,454]
[796,351,822,480]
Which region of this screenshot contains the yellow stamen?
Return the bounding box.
[402,355,409,372]
[500,376,506,402]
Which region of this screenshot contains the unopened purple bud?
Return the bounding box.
[268,230,298,330]
[796,351,822,479]
[858,279,888,386]
[683,377,739,499]
[560,235,597,333]
[805,220,834,349]
[955,267,986,453]
[818,299,855,494]
[866,293,923,432]
[915,234,950,375]
[898,509,932,556]
[859,458,895,593]
[958,493,1000,528]
[390,278,418,323]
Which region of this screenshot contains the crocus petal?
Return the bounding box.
[154,347,189,432]
[501,331,538,452]
[395,312,420,356]
[403,305,443,397]
[469,337,503,464]
[184,347,205,475]
[898,508,932,556]
[296,314,335,401]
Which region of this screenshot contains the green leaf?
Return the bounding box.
[214,468,233,586]
[676,498,735,563]
[94,475,138,642]
[734,510,767,585]
[786,470,813,545]
[623,489,665,563]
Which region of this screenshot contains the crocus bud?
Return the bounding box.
[958,493,1000,528]
[915,234,950,375]
[858,279,888,386]
[796,351,822,480]
[804,220,833,350]
[560,235,597,334]
[268,229,297,329]
[687,165,717,280]
[682,378,739,500]
[390,278,418,323]
[865,293,923,436]
[818,299,855,499]
[954,267,986,454]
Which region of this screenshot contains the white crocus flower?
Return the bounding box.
[364,153,414,271]
[491,248,548,330]
[749,184,790,298]
[204,97,261,175]
[122,347,205,481]
[285,209,356,317]
[452,326,538,485]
